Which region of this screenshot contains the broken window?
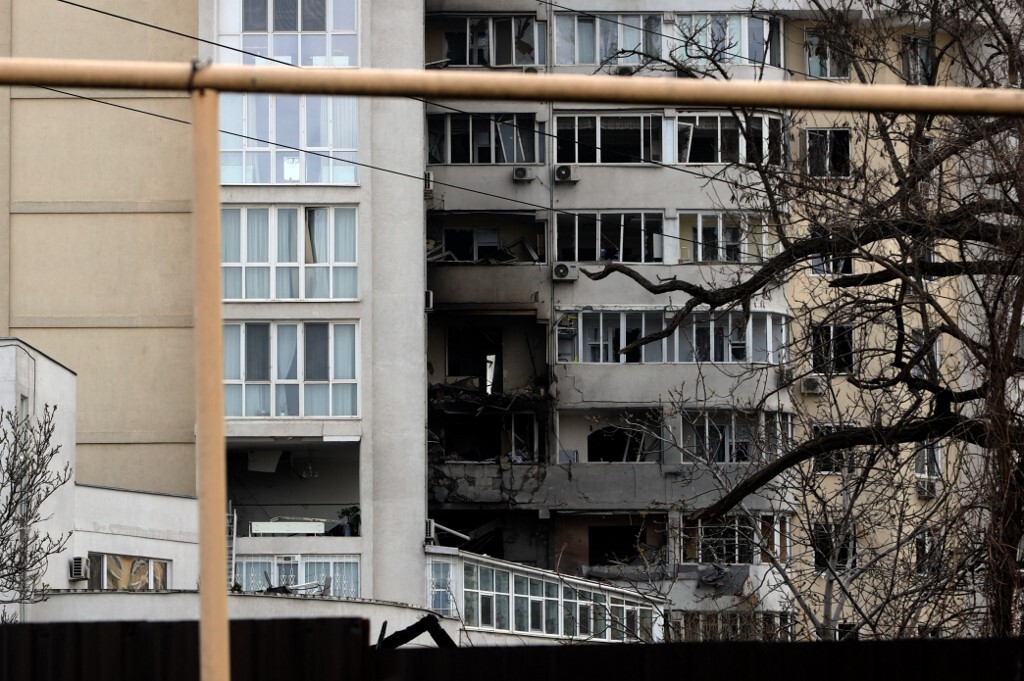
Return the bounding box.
[426,113,546,164]
[812,424,857,473]
[555,212,662,263]
[915,527,941,575]
[88,553,169,591]
[222,206,357,299]
[902,36,935,85]
[678,212,776,263]
[810,324,854,374]
[556,113,662,164]
[447,326,502,393]
[682,411,788,463]
[805,29,849,79]
[806,128,851,177]
[587,423,659,462]
[434,412,537,462]
[438,16,546,67]
[588,525,642,565]
[681,515,787,564]
[224,321,357,417]
[812,522,857,571]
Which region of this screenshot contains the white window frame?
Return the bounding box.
[682,514,790,564]
[555,113,663,164]
[806,128,852,178]
[681,212,775,263]
[219,93,359,185]
[218,0,359,68]
[88,553,170,591]
[681,412,756,463]
[908,329,941,379]
[223,321,359,418]
[234,553,360,597]
[441,15,547,67]
[676,112,783,166]
[426,113,546,165]
[427,558,456,616]
[555,13,662,66]
[555,212,664,263]
[222,206,358,300]
[672,14,783,67]
[805,29,849,79]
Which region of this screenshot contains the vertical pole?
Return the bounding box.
[192,87,229,681]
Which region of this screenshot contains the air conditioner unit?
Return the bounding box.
[554,164,581,183]
[615,65,638,76]
[522,66,541,74]
[778,367,795,385]
[425,518,437,543]
[801,376,826,395]
[662,12,677,24]
[425,289,434,312]
[552,262,579,281]
[512,166,536,182]
[916,478,938,498]
[69,556,90,581]
[424,171,435,199]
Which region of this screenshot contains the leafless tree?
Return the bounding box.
[0,407,72,623]
[588,0,1024,637]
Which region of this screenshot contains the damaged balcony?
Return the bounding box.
[228,444,362,596]
[427,211,548,313]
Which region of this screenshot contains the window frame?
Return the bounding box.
[805,128,852,178]
[555,13,662,66]
[441,15,548,67]
[223,320,359,418]
[672,14,783,67]
[805,29,849,79]
[812,521,858,572]
[682,514,790,564]
[555,211,664,264]
[811,423,857,474]
[221,206,358,300]
[426,112,547,165]
[219,0,360,68]
[810,324,854,374]
[902,36,935,86]
[676,112,784,166]
[87,553,170,591]
[555,113,663,164]
[234,553,360,597]
[219,93,359,185]
[680,212,775,263]
[915,526,941,576]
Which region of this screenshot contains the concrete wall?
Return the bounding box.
[67,485,199,591]
[7,0,199,496]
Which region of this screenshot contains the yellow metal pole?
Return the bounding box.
[192,87,230,681]
[1,57,1024,116]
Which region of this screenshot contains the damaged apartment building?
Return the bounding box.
[424,0,795,634]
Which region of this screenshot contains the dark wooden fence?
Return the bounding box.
[3,619,1022,681]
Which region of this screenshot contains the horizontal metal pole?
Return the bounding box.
[1,57,1023,116]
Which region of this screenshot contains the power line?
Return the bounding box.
[46,0,803,257]
[54,0,784,193]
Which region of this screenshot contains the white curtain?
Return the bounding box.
[304,385,330,416]
[333,208,356,261]
[333,324,356,379]
[332,208,357,298]
[246,209,270,298]
[277,325,298,379]
[276,208,299,297]
[332,384,357,416]
[222,209,243,297]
